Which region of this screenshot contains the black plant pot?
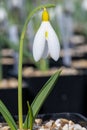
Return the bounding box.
[83,73,87,117]
[2,64,14,78]
[25,74,86,117]
[0,86,29,115]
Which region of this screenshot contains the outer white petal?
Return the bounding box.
[33,22,46,61]
[46,22,60,61]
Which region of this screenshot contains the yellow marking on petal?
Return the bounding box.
[42,8,49,21]
[45,31,48,38]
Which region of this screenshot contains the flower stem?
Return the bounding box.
[18,4,55,129]
[39,59,49,71]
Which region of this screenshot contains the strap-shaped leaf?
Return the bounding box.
[0,100,17,130]
[23,101,33,129]
[24,70,61,128]
[31,70,61,117]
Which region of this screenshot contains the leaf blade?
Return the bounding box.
[32,70,61,117]
[0,100,17,130]
[24,70,61,128]
[23,101,33,129]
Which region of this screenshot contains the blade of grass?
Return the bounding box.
[0,100,17,130]
[24,70,61,128]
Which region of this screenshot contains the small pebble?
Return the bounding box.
[74,124,82,130]
[35,118,42,125]
[1,126,10,130]
[55,119,61,126]
[69,121,74,126]
[69,126,74,130]
[82,128,87,130]
[45,120,54,127]
[62,124,69,130]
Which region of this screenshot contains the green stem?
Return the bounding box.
[18,4,55,129]
[39,59,49,71]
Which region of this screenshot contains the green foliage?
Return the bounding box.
[23,101,34,129]
[0,100,17,130]
[31,70,61,118]
[0,70,61,130]
[23,70,61,129]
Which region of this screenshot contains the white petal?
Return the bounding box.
[33,22,46,61]
[42,40,49,59]
[46,22,60,61]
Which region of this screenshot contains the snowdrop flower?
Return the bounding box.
[33,8,60,62]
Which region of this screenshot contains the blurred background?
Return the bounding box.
[0,0,87,118]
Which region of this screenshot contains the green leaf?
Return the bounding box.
[23,101,33,129]
[32,70,61,117]
[24,70,61,128]
[0,100,17,130]
[28,101,33,130]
